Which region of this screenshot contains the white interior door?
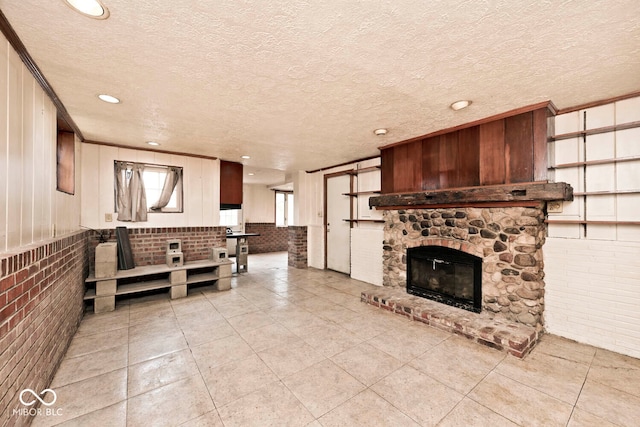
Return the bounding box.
[326,174,351,274]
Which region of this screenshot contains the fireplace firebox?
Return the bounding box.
[406,246,482,313]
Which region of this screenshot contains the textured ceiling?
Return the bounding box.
[1,0,639,185]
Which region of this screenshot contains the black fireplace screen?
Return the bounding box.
[406,246,482,312]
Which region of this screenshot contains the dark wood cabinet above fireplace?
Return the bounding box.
[379,102,556,195]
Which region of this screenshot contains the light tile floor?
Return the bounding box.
[33,252,640,427]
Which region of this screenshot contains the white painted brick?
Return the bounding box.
[350,228,383,286]
[614,284,640,297]
[615,308,640,322]
[615,268,640,281]
[611,241,640,252]
[307,225,324,269]
[617,226,640,242]
[545,238,640,359]
[615,345,640,360]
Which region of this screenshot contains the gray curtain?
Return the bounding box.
[150,167,181,211]
[115,162,130,221]
[115,161,147,222]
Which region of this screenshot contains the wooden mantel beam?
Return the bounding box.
[369,182,573,209]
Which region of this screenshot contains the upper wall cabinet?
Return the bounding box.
[220,160,243,207]
[380,103,554,194]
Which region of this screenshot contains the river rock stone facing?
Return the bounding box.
[382,206,546,330]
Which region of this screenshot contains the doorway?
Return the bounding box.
[325,172,352,274]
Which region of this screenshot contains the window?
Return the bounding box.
[275,191,294,226]
[143,165,182,212]
[114,161,183,219]
[220,209,241,227]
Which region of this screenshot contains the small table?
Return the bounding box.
[226,233,259,273]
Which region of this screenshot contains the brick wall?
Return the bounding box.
[0,231,89,426]
[87,226,227,269]
[288,226,308,268]
[245,223,288,253]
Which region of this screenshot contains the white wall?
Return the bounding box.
[544,239,640,358]
[80,143,219,229]
[349,158,383,285]
[243,184,274,223]
[0,36,80,253]
[297,158,384,285]
[351,227,384,286]
[296,169,325,269]
[307,225,325,269]
[545,96,640,358]
[294,169,324,227]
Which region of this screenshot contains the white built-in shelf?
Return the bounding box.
[572,190,640,196]
[549,156,640,170]
[549,120,640,142]
[546,220,640,226]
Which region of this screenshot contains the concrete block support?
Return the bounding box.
[96,279,117,296]
[170,284,187,299]
[95,296,116,314]
[95,242,117,278]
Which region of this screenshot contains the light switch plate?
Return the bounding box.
[105,213,113,222]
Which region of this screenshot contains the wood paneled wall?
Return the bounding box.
[380,104,553,194]
[0,36,81,252]
[80,144,221,229]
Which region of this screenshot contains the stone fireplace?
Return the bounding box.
[363,182,572,358]
[383,206,547,329]
[361,205,547,358]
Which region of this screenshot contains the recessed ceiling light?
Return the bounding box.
[450,100,471,111]
[63,0,110,19]
[146,141,160,146]
[241,155,251,159]
[248,173,255,176]
[98,94,120,104]
[374,128,388,136]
